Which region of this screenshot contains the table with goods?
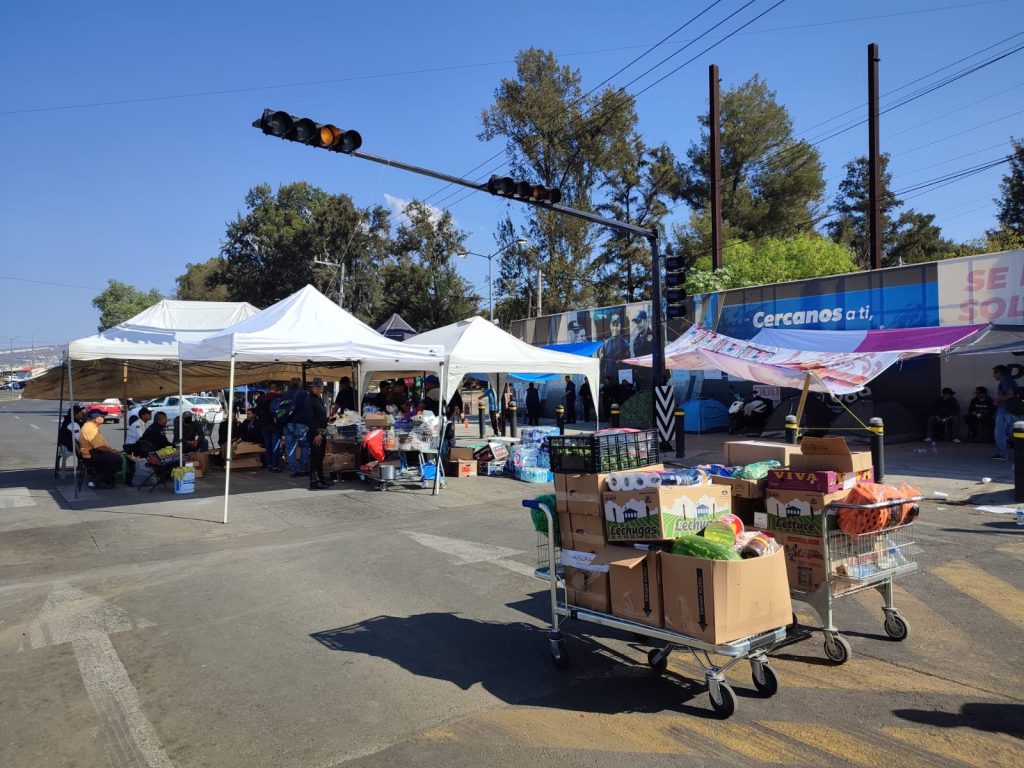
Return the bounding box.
[521,430,922,718]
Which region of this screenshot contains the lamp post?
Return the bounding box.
[1,335,19,386]
[457,237,528,322]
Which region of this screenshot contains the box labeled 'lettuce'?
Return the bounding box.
[601,484,731,542]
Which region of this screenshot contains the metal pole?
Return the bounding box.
[488,254,494,323]
[1015,421,1024,502]
[611,404,621,429]
[868,43,882,270]
[432,361,445,496]
[508,401,518,438]
[869,417,885,482]
[53,357,66,479]
[785,415,799,445]
[478,400,486,439]
[709,63,723,272]
[556,405,565,435]
[648,234,665,432]
[178,360,184,468]
[222,355,236,524]
[68,357,78,500]
[675,408,685,456]
[536,262,542,318]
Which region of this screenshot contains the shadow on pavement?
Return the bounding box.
[893,703,1024,739]
[309,611,728,717]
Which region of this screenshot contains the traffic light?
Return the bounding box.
[664,255,687,319]
[486,176,562,205]
[253,109,362,154]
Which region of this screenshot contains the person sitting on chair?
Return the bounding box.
[80,410,122,488]
[924,388,961,443]
[173,412,209,453]
[964,386,995,442]
[142,411,174,452]
[124,407,152,456]
[237,407,261,443]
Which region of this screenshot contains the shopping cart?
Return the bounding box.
[357,426,446,491]
[523,498,787,719]
[787,497,920,665]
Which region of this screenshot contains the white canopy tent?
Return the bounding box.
[360,316,601,417]
[178,285,447,520]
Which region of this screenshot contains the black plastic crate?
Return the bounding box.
[546,429,660,474]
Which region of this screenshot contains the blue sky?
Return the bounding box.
[1,0,1021,348]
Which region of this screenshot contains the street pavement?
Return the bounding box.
[0,397,1021,767]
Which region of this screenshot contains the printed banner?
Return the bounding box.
[937,250,1024,326]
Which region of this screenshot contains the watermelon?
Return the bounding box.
[670,533,741,561]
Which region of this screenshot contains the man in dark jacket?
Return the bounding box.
[142,411,174,452]
[281,377,311,477]
[525,383,542,425]
[308,378,331,489]
[925,387,961,443]
[563,376,577,424]
[256,383,281,471]
[332,376,357,415]
[599,313,631,384]
[964,385,995,442]
[579,379,594,423]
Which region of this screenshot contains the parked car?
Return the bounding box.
[127,395,225,427]
[78,398,123,423]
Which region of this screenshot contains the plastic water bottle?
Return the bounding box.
[1017,506,1024,527]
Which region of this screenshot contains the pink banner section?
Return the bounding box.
[750,323,987,357]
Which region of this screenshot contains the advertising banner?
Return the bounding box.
[937,250,1024,326]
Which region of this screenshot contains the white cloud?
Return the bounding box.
[383,193,449,226]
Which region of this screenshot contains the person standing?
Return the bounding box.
[579,379,594,422]
[308,378,331,489]
[526,383,541,426]
[600,375,618,421]
[332,376,356,416]
[991,365,1019,460]
[79,410,122,488]
[500,383,515,435]
[281,377,311,477]
[599,314,631,384]
[256,383,282,471]
[563,375,577,424]
[484,382,500,436]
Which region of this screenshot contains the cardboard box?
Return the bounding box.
[363,414,389,428]
[558,463,663,517]
[449,444,486,462]
[766,488,849,518]
[231,456,262,469]
[711,474,766,499]
[446,459,477,478]
[472,441,509,462]
[601,484,731,543]
[767,467,874,493]
[724,440,802,467]
[593,546,663,628]
[757,513,828,592]
[334,452,355,471]
[560,548,609,572]
[477,460,505,477]
[558,511,573,549]
[789,436,873,474]
[186,451,209,478]
[564,567,611,613]
[731,496,765,527]
[567,512,607,553]
[661,546,791,644]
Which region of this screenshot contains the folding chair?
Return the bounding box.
[138,452,175,492]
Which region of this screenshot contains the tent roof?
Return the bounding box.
[178,285,444,365]
[68,299,260,361]
[376,313,417,335]
[750,324,988,358]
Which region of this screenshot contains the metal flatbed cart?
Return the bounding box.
[523,499,787,719]
[357,426,446,491]
[788,497,920,665]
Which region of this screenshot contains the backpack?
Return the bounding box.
[273,395,294,423]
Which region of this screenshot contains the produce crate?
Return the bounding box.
[546,429,660,474]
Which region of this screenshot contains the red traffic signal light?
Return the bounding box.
[254,109,362,154]
[486,176,562,205]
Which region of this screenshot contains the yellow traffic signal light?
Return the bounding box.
[486,175,562,205]
[253,109,362,154]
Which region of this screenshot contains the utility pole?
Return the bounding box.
[868,43,882,271]
[709,63,723,271]
[313,257,345,309]
[536,260,543,317]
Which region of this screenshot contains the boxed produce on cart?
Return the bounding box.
[661,545,791,644]
[760,513,829,592]
[554,463,663,516]
[564,565,611,613]
[601,484,731,542]
[592,546,664,628]
[724,440,801,467]
[789,436,872,473]
[564,513,607,552]
[547,429,660,474]
[765,488,849,518]
[767,467,874,493]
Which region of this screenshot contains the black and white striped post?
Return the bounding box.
[654,384,676,451]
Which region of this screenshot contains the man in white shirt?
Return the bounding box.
[125,407,152,454]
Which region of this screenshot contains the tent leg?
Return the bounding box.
[222,355,236,524]
[54,358,66,479]
[68,358,78,500]
[178,360,184,467]
[432,362,445,496]
[794,374,811,432]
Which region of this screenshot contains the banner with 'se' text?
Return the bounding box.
[938,249,1024,326]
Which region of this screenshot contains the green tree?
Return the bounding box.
[376,202,479,331]
[594,138,676,303]
[987,137,1024,246]
[683,234,857,293]
[91,280,163,331]
[492,215,534,326]
[480,48,637,314]
[827,154,902,268]
[175,257,230,301]
[672,75,826,265]
[887,211,954,266]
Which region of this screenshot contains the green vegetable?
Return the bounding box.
[670,533,741,561]
[529,493,559,536]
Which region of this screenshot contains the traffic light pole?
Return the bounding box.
[648,234,665,389]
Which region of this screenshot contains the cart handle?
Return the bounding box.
[521,499,548,511]
[824,496,922,512]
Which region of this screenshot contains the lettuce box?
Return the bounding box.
[555,463,663,516]
[766,488,849,518]
[661,546,791,644]
[601,484,731,543]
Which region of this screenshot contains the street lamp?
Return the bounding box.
[1,335,19,384]
[457,237,528,322]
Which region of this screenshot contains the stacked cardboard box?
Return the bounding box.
[446,459,477,478]
[223,440,263,469]
[186,451,209,478]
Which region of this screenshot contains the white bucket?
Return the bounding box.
[173,465,196,494]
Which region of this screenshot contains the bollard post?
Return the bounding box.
[555,405,565,435]
[477,401,486,439]
[869,417,885,483]
[785,415,799,445]
[1014,421,1024,503]
[611,404,621,428]
[508,402,518,438]
[675,409,685,457]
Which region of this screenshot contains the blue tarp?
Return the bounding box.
[682,398,730,433]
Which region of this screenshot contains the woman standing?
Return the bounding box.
[501,383,515,435]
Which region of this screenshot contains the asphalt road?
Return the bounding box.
[0,397,1021,767]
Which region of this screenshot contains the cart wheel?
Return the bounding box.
[751,663,779,698]
[647,648,668,676]
[708,681,737,719]
[550,638,569,670]
[823,635,852,665]
[884,613,910,641]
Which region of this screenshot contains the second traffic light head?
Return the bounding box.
[486,176,562,205]
[254,109,362,153]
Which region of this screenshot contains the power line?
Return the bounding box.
[894,155,1010,198]
[0,275,104,291]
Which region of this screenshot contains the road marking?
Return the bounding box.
[13,414,20,419]
[30,423,39,429]
[29,583,172,768]
[402,531,534,577]
[932,559,1024,631]
[881,726,1022,768]
[759,722,894,767]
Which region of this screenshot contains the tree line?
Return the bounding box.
[93,48,1024,332]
